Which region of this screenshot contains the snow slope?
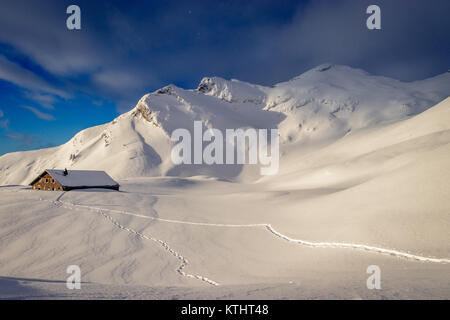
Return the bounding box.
[0,64,449,185]
[261,97,450,258]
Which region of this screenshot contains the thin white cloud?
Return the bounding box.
[24,92,57,110]
[0,1,104,76]
[0,55,68,98]
[93,70,145,91]
[22,106,55,121]
[6,133,34,147]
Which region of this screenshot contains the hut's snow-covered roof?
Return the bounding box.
[33,169,119,188]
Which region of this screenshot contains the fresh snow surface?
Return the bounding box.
[0,64,449,299]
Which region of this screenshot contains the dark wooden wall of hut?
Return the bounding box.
[31,172,63,191]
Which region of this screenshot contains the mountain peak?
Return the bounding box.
[129,96,161,128]
[197,77,228,94]
[155,84,178,95]
[314,63,334,72]
[285,64,373,84]
[196,76,266,104]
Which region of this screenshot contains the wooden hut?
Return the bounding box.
[30,169,119,191]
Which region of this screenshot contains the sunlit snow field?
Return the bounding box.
[1,155,449,299]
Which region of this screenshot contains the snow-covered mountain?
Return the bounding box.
[0,64,449,185]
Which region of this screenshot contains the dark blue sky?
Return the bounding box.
[0,0,449,155]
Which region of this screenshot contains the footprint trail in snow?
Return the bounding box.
[49,193,450,287]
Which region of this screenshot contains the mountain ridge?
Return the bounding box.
[0,64,449,185]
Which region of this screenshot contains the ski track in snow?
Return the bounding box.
[53,193,219,286]
[49,195,450,266]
